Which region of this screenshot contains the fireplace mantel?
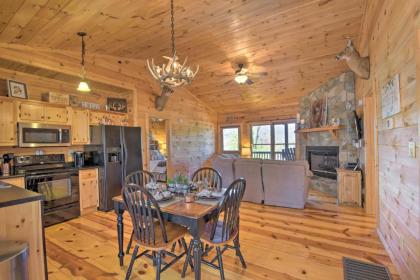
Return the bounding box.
[297,125,344,140]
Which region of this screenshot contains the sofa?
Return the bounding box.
[212,155,312,209]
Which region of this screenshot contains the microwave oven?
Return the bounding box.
[18,123,71,147]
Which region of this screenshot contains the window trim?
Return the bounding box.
[220,125,241,153]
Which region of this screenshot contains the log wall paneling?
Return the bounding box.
[357,1,420,279]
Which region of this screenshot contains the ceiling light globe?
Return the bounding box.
[235,74,248,84]
[77,81,91,92]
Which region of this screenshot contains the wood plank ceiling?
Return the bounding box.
[0,0,364,115]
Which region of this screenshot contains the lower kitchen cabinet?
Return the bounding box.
[79,168,99,215]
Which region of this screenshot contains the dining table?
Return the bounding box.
[112,194,222,280]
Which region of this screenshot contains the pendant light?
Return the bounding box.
[147,0,199,89]
[77,32,91,92]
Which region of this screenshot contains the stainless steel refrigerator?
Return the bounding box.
[89,125,142,211]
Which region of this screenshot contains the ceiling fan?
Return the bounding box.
[235,64,254,85]
[231,63,268,85]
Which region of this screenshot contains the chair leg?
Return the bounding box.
[126,230,134,254]
[170,241,177,253]
[155,251,162,280]
[152,251,156,266]
[180,238,194,269]
[125,245,139,280]
[181,240,194,278]
[234,237,247,268]
[216,246,225,280]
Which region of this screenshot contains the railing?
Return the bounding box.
[251,152,286,160]
[251,148,295,161]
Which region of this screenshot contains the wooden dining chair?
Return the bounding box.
[122,183,190,280]
[191,167,222,191]
[125,170,156,254]
[181,178,247,280]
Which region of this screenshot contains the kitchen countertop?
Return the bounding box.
[0,174,25,179]
[0,182,43,208]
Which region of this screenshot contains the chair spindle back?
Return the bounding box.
[210,178,246,243]
[191,167,222,191]
[122,183,168,246]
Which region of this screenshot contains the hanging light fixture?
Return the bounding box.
[147,0,199,89]
[77,32,91,92]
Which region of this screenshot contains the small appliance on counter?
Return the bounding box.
[1,153,15,176]
[73,151,84,168]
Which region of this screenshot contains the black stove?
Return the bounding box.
[14,154,80,227]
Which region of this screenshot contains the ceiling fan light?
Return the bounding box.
[235,74,248,84]
[77,80,91,92]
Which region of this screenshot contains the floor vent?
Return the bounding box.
[343,257,392,280]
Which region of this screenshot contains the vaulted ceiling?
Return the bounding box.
[0,0,363,115]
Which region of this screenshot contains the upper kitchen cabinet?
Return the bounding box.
[44,106,69,123]
[71,108,90,145]
[18,102,69,124]
[90,110,128,126]
[0,98,17,146]
[19,103,44,122]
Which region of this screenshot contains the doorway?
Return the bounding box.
[149,117,169,182]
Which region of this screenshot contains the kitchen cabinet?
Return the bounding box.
[18,102,68,124]
[19,103,44,122]
[90,110,128,126]
[337,168,362,207]
[0,99,17,146]
[44,106,68,123]
[89,111,105,125]
[71,109,90,145]
[79,168,99,215]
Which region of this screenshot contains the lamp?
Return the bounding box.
[147,0,199,89]
[77,32,91,92]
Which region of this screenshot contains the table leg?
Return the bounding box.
[115,204,125,266]
[192,237,202,280]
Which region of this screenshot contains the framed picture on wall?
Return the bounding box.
[7,80,28,99]
[107,97,128,113]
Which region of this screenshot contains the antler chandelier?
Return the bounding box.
[147,0,199,88]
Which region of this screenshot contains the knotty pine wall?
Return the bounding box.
[0,45,217,176]
[356,1,419,279]
[136,87,216,177]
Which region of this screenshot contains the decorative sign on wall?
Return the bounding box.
[107,97,128,113]
[381,74,400,119]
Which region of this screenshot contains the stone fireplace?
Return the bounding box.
[306,146,339,179]
[298,72,358,196]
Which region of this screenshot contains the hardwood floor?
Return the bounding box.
[45,190,399,279]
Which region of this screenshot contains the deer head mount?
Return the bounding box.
[336,39,370,80]
[155,85,174,111]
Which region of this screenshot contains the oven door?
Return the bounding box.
[18,123,71,147]
[25,171,79,210]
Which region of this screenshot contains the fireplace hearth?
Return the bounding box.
[306,146,339,179]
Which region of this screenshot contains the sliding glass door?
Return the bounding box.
[251,122,296,160]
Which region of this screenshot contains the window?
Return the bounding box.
[251,122,296,160]
[221,126,240,153]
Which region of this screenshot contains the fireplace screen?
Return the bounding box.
[306,146,339,179]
